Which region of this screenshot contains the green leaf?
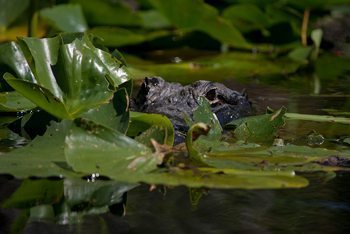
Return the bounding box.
[71,0,142,26]
[65,119,159,181]
[79,88,130,134]
[89,27,170,47]
[127,112,174,146]
[149,0,249,48]
[129,52,302,83]
[40,4,88,32]
[222,4,270,33]
[288,46,312,63]
[140,10,171,29]
[190,97,222,140]
[2,34,128,119]
[0,92,36,112]
[138,168,309,189]
[0,0,29,29]
[227,107,286,144]
[0,121,77,178]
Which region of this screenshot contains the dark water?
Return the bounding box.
[123,80,350,233]
[126,173,350,234]
[1,53,350,233]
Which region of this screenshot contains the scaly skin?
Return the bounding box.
[132,77,253,144]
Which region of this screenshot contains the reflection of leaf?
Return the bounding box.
[63,178,135,208]
[149,0,249,48]
[227,107,286,144]
[1,34,128,119]
[40,4,88,32]
[2,179,64,208]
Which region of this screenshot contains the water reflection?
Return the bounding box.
[126,172,350,233]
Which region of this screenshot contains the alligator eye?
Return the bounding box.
[205,89,217,101]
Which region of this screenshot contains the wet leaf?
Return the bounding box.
[40,4,88,32]
[1,34,128,119]
[65,119,159,180]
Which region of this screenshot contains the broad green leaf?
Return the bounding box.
[129,52,302,83]
[2,179,64,208]
[2,34,128,119]
[0,41,35,82]
[140,10,171,29]
[190,97,222,141]
[65,119,159,181]
[138,169,309,189]
[149,0,249,48]
[222,4,270,33]
[0,0,29,29]
[18,36,62,98]
[71,0,142,26]
[40,4,88,32]
[0,92,36,112]
[227,107,286,144]
[0,121,77,178]
[89,27,170,47]
[127,112,174,146]
[80,88,129,133]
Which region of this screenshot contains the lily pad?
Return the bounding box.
[1,34,128,119]
[227,107,286,144]
[65,119,159,180]
[0,121,77,178]
[40,4,88,33]
[149,0,249,48]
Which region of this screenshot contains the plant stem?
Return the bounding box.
[301,8,310,46]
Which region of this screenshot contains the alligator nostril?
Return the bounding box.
[205,88,217,101]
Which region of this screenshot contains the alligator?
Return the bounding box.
[132,77,253,144]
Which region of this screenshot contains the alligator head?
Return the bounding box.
[132,77,253,144]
